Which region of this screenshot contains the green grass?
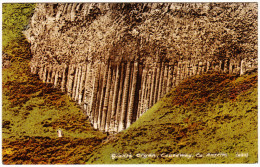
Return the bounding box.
[2,3,35,49]
[2,4,107,164]
[2,48,107,164]
[2,56,107,139]
[86,72,258,164]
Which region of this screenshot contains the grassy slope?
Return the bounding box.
[2,42,107,164]
[2,41,107,164]
[2,4,107,164]
[2,4,35,49]
[87,72,258,164]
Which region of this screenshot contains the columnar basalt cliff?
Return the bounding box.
[25,3,257,133]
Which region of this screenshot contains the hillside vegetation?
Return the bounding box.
[86,71,258,164]
[2,26,107,165]
[2,4,106,164]
[2,4,35,49]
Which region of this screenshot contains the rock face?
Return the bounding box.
[24,3,257,133]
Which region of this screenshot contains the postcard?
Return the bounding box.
[2,2,258,165]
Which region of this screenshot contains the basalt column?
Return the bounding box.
[29,57,255,133]
[108,64,120,132]
[100,65,112,132]
[105,68,115,132]
[25,3,257,134]
[114,63,126,132]
[88,64,99,124]
[97,63,109,130]
[137,66,147,119]
[118,62,131,132]
[78,65,86,104]
[126,61,139,129]
[29,58,255,134]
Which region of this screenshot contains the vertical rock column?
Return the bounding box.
[157,62,165,100]
[126,61,139,129]
[89,63,100,125]
[38,66,43,80]
[74,66,82,101]
[105,67,116,132]
[114,63,125,132]
[50,66,56,84]
[146,70,152,108]
[109,64,120,133]
[61,64,68,92]
[54,67,60,88]
[100,64,112,131]
[97,63,109,129]
[78,65,86,104]
[118,61,131,132]
[153,63,161,104]
[149,67,156,108]
[240,59,244,76]
[88,64,99,124]
[229,59,234,74]
[72,66,79,98]
[162,64,168,96]
[83,63,92,113]
[43,65,47,83]
[93,63,104,129]
[46,65,52,83]
[66,64,75,97]
[137,66,147,119]
[166,65,173,93]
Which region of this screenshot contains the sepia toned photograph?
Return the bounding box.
[2,1,258,164]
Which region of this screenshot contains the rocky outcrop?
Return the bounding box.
[27,58,257,133]
[24,3,257,133]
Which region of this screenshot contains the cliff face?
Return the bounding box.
[25,3,257,133]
